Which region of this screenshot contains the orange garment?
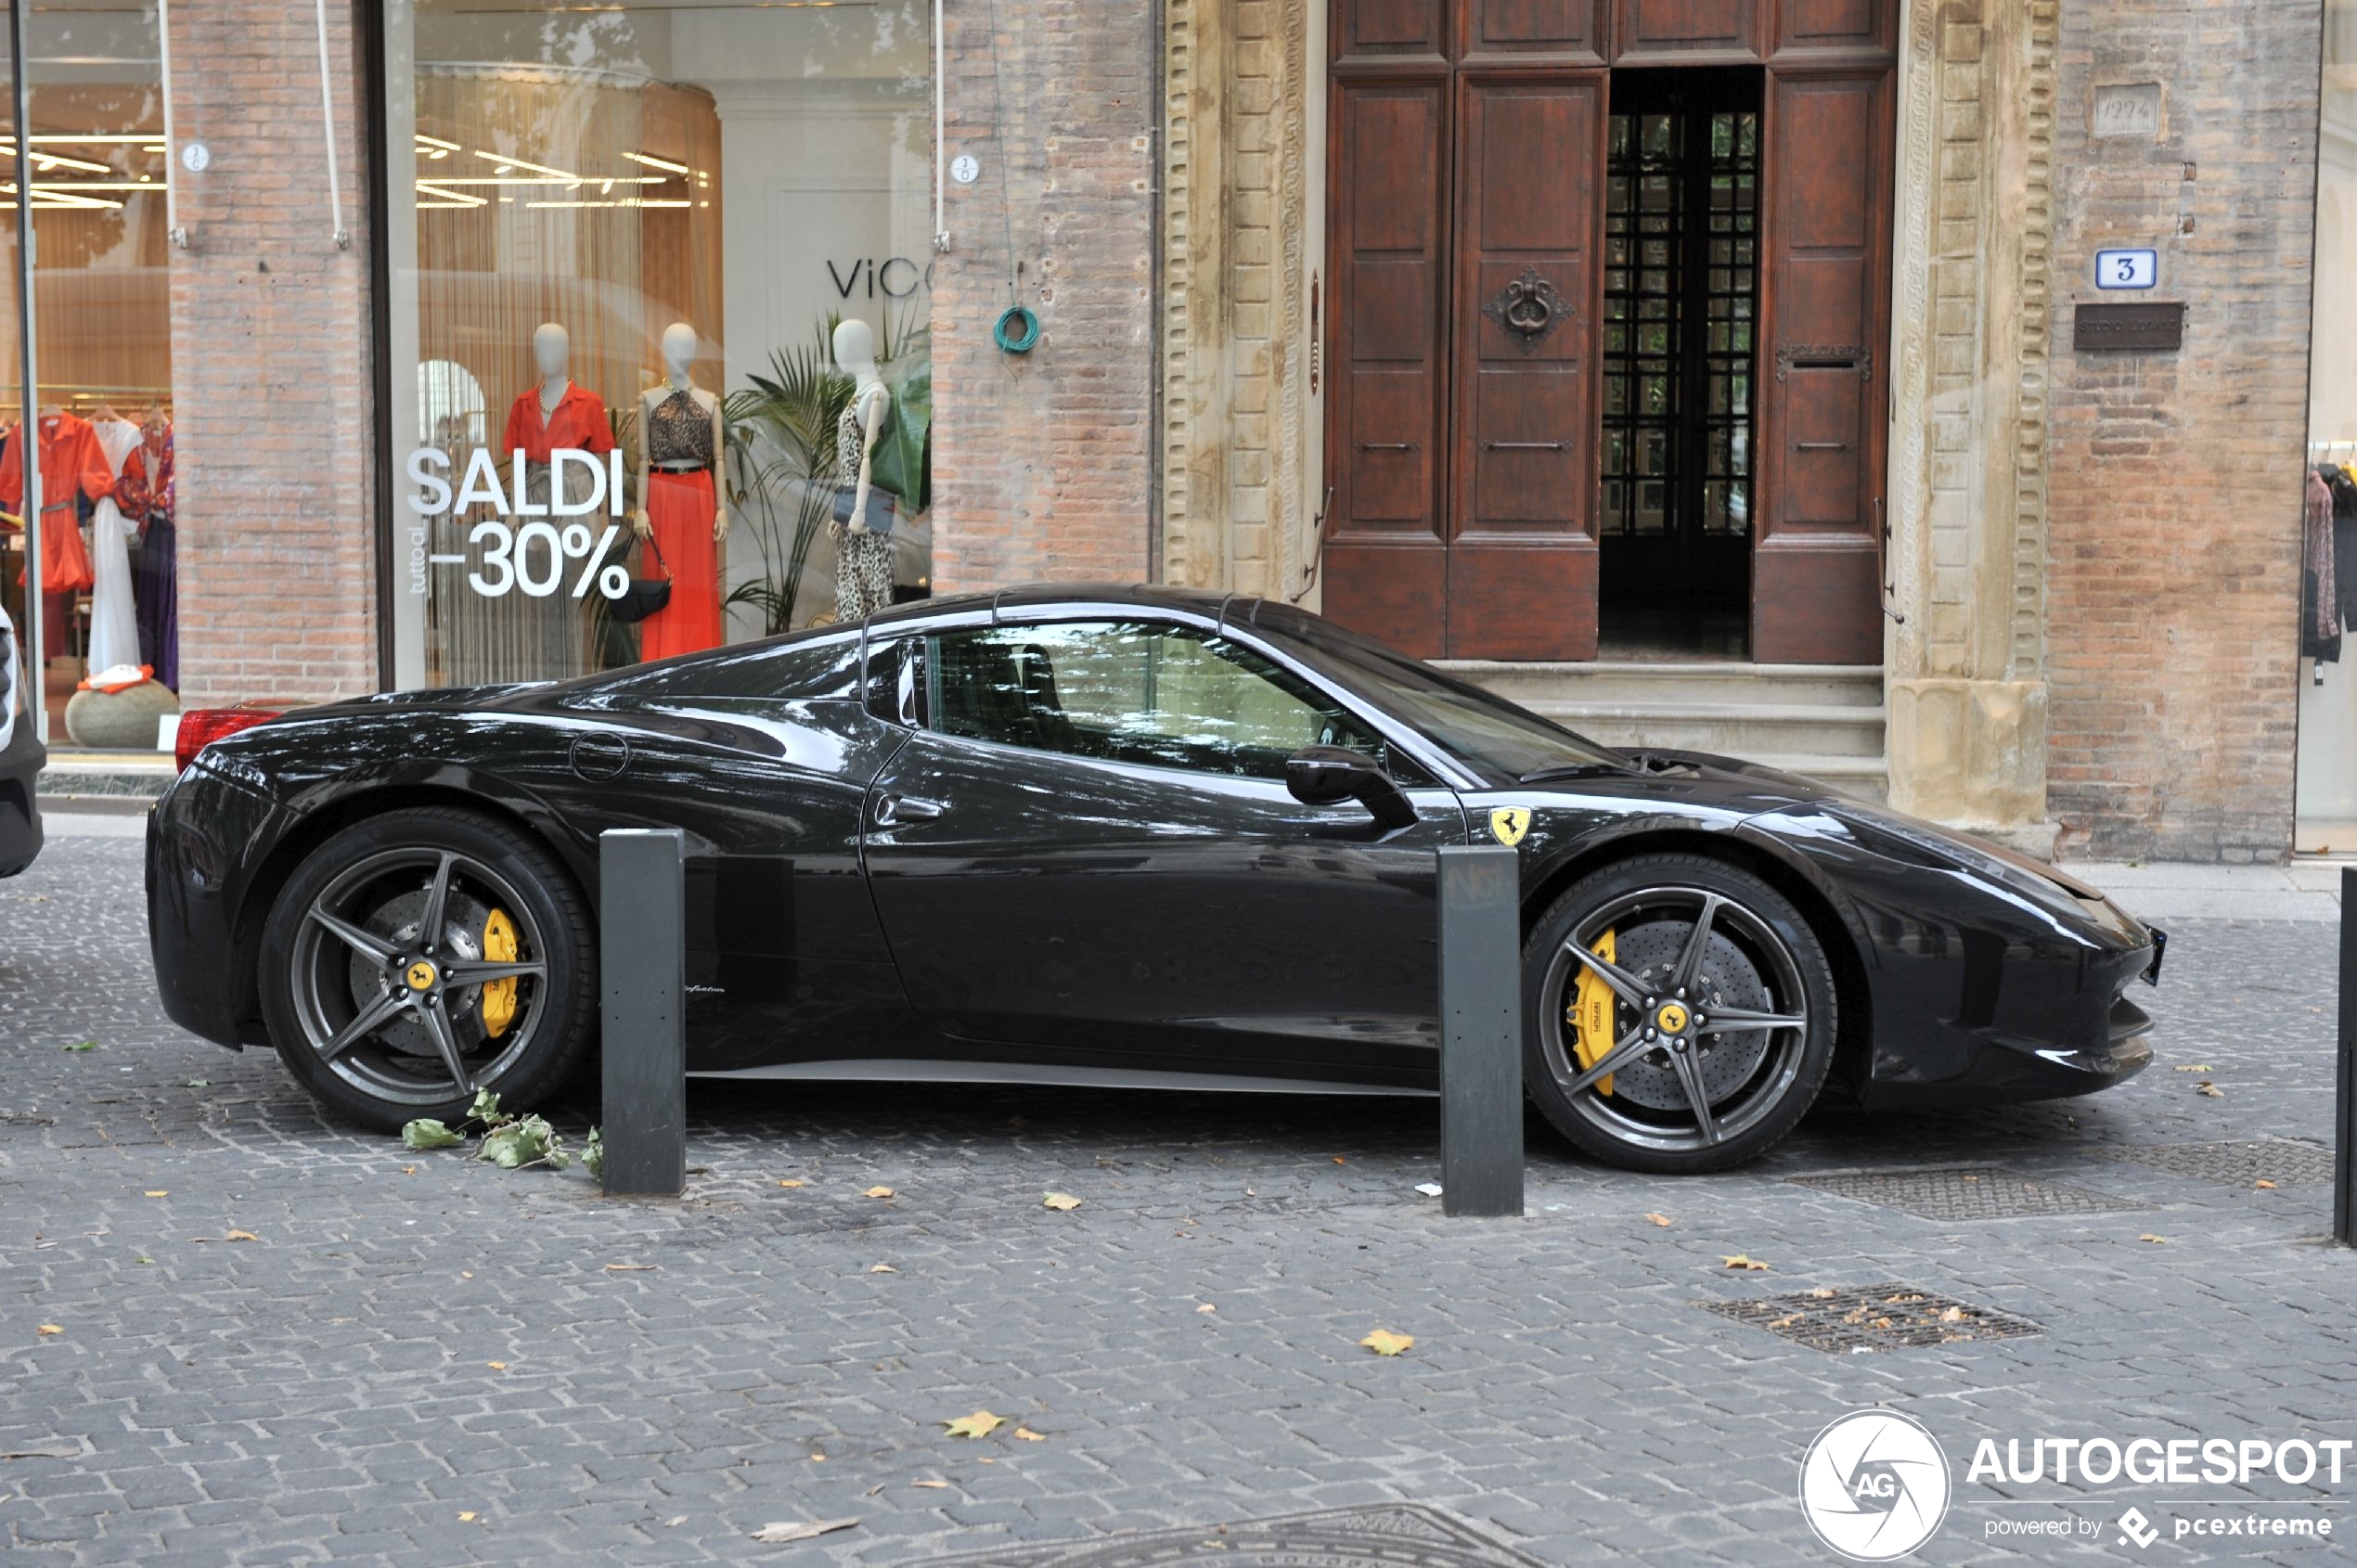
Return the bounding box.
[501,383,615,463]
[0,413,105,594]
[639,468,721,660]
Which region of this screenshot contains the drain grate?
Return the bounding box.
[1700,1282,2044,1354]
[916,1504,1546,1568]
[2092,1140,2336,1187]
[1786,1165,2143,1221]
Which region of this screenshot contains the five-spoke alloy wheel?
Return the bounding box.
[1523,853,1838,1173]
[259,808,597,1130]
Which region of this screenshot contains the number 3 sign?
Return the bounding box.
[2095,249,2157,290]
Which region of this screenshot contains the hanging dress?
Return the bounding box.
[84,416,144,674]
[638,387,723,661]
[116,431,177,690]
[0,412,109,662]
[831,384,895,624]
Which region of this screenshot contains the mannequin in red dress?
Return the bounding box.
[0,408,109,662]
[632,322,728,660]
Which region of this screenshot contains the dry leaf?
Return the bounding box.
[911,1479,949,1490]
[944,1410,1003,1439]
[1643,1213,1671,1227]
[1196,1303,1217,1313]
[750,1518,859,1545]
[2139,1234,2168,1244]
[457,1511,478,1523]
[1359,1329,1414,1356]
[35,1324,61,1336]
[144,1190,167,1198]
[1720,1253,1771,1271]
[1809,1287,1837,1299]
[1939,1305,1967,1323]
[864,1186,895,1200]
[224,1229,257,1242]
[1041,1191,1082,1212]
[2172,1063,2214,1073]
[401,1165,418,1176]
[778,1179,805,1189]
[2256,1179,2279,1189]
[1767,1315,1799,1329]
[869,1264,897,1274]
[1332,1156,1346,1164]
[487,1361,508,1370]
[605,1264,657,1272]
[2196,1082,2224,1098]
[1014,1428,1046,1442]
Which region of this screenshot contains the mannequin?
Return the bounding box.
[0,405,106,662]
[84,405,143,675]
[830,317,895,623]
[633,321,728,660]
[494,323,614,680]
[117,405,176,690]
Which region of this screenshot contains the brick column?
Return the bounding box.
[931,0,1157,590]
[166,0,377,706]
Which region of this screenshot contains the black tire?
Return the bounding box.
[257,807,597,1132]
[1522,852,1837,1174]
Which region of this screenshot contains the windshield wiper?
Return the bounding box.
[1518,761,1636,784]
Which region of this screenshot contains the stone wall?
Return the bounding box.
[931,0,1158,591]
[2042,0,2320,860]
[167,0,377,706]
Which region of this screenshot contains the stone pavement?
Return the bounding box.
[4,828,2355,1567]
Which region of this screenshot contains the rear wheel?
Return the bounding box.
[258,808,596,1131]
[1523,853,1836,1173]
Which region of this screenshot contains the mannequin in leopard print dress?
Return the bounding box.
[830,319,895,623]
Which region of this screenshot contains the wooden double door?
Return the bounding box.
[1321,0,1898,662]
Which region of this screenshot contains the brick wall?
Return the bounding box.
[168,0,376,707]
[2043,0,2320,861]
[931,0,1157,590]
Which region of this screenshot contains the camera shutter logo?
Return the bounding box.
[1798,1409,1952,1562]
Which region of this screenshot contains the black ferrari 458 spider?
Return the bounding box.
[148,585,2162,1172]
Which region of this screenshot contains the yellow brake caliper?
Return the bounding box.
[481,908,520,1038]
[1569,928,1618,1096]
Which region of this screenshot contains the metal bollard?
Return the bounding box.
[2338,868,2356,1246]
[1436,844,1525,1217]
[600,828,687,1198]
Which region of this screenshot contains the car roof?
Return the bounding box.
[862,583,1246,630]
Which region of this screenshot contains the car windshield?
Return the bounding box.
[1252,606,1629,778]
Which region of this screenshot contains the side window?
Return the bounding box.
[926,621,1389,779]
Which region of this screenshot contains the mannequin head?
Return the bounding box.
[661,322,701,384]
[832,318,878,380]
[532,322,570,381]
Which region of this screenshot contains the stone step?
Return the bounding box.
[1438,659,1885,708]
[1739,752,1888,803]
[1530,700,1887,759]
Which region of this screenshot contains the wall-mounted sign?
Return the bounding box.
[404,447,633,600]
[2074,302,2186,353]
[179,142,211,174]
[2093,84,2163,139]
[2095,249,2158,290]
[950,154,980,186]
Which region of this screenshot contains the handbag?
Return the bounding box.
[831,481,896,538]
[604,532,673,625]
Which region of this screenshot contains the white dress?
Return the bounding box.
[85,416,144,675]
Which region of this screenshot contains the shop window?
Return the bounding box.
[382,0,935,691]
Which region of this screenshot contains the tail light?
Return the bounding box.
[175,708,281,774]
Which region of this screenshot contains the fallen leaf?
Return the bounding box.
[35,1325,61,1336]
[864,1186,896,1200]
[1359,1329,1414,1356]
[1644,1213,1672,1227]
[750,1517,860,1545]
[778,1178,805,1189]
[60,1041,97,1053]
[1041,1191,1083,1212]
[2196,1082,2224,1098]
[1332,1156,1346,1164]
[2257,1179,2279,1190]
[1015,1428,1046,1442]
[1196,1303,1217,1314]
[869,1264,896,1274]
[944,1410,1003,1439]
[144,1190,168,1198]
[604,1264,657,1272]
[487,1361,508,1370]
[1721,1253,1771,1271]
[1767,1315,1799,1329]
[1810,1287,1837,1298]
[401,1119,464,1150]
[2139,1234,2168,1244]
[1939,1305,1968,1323]
[664,1516,688,1528]
[809,1453,826,1462]
[2172,1063,2214,1073]
[911,1479,949,1489]
[401,1165,418,1176]
[223,1229,257,1242]
[457,1511,477,1523]
[184,1079,209,1088]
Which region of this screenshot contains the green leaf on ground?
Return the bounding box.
[583,1127,605,1181]
[60,1041,97,1053]
[467,1089,506,1126]
[401,1119,465,1150]
[478,1114,568,1170]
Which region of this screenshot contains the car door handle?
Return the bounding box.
[876,794,946,825]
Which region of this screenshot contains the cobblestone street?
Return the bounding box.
[4,830,2354,1565]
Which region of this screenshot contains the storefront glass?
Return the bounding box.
[0,1,177,744]
[2299,0,2357,850]
[381,0,934,690]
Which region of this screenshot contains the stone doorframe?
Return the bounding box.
[1159,0,2061,845]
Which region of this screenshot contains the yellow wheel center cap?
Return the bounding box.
[1655,1002,1689,1035]
[405,960,439,993]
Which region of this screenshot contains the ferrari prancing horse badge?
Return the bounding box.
[1489,807,1532,848]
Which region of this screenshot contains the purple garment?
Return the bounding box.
[134,513,177,691]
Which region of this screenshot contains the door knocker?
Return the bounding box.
[1483,267,1570,354]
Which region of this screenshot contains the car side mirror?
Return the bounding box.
[1285,745,1417,831]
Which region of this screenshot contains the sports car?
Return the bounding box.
[146,585,2161,1173]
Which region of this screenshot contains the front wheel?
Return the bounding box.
[257,807,597,1131]
[1523,853,1837,1174]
